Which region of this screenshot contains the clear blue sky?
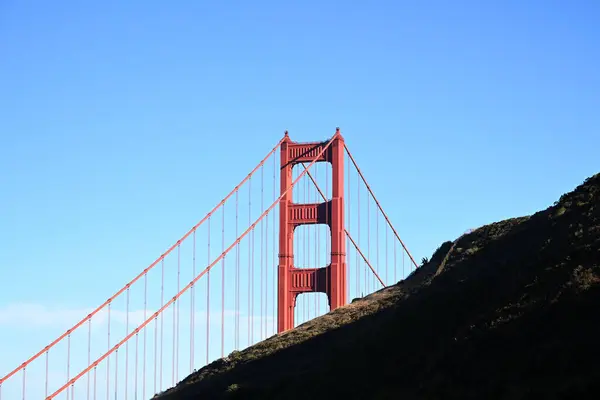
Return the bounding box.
[1,0,598,397]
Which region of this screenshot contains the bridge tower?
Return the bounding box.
[277,129,347,333]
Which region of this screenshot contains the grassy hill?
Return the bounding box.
[155,172,600,399]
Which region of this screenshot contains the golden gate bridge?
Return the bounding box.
[0,128,418,399]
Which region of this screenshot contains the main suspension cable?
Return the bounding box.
[46,133,338,399]
[0,138,286,387]
[344,145,419,269]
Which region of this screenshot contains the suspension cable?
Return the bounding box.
[206,216,211,366]
[344,145,419,269]
[0,138,285,387]
[235,189,240,349]
[300,163,385,287]
[221,205,226,358]
[46,133,338,399]
[190,230,196,373]
[260,164,265,339]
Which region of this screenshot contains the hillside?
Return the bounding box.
[155,172,600,399]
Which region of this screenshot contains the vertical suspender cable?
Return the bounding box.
[146,270,150,399]
[348,157,355,298]
[21,368,25,400]
[357,171,362,296]
[264,164,269,339]
[251,206,255,342]
[176,243,181,383]
[106,302,111,400]
[125,288,130,400]
[46,348,50,399]
[87,321,91,400]
[114,345,119,400]
[152,292,157,395]
[146,270,152,397]
[386,224,389,286]
[260,165,264,340]
[207,217,211,366]
[67,333,70,400]
[394,236,397,283]
[235,190,240,349]
[377,210,379,286]
[134,315,138,399]
[160,259,164,390]
[191,230,196,373]
[221,206,225,358]
[367,192,371,292]
[172,290,176,386]
[248,177,252,346]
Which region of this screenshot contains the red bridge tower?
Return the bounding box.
[277,130,347,333]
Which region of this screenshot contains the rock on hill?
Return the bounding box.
[155,173,600,399]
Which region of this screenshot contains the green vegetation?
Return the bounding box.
[155,172,600,400]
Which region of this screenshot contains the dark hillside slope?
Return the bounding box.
[156,173,600,399]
